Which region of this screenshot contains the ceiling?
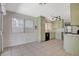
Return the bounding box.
[4,3,71,22]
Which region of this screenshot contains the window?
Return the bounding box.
[12,17,34,33]
[25,20,34,32]
[12,18,24,32]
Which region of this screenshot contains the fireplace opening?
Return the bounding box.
[45,32,50,41]
[77,30,79,34]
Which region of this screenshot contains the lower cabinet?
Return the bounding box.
[64,34,79,55]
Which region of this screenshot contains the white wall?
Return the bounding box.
[3,11,38,47]
[0,14,1,51]
[0,5,2,52]
[5,3,71,22]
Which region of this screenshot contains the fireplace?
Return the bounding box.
[45,32,50,41]
[77,30,79,34]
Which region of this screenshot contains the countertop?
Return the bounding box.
[64,32,79,35]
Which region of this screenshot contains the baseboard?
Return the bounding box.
[4,40,37,48]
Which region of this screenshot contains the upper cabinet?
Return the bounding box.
[70,3,79,25]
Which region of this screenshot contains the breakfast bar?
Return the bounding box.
[64,33,79,55]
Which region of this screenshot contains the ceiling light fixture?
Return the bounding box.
[48,16,61,21]
[39,3,47,6]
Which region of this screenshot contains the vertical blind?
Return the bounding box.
[12,17,34,33]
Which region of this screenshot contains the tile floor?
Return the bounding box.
[1,40,73,56]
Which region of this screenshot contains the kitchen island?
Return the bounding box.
[64,33,79,55]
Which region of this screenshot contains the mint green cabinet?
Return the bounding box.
[36,16,45,42]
